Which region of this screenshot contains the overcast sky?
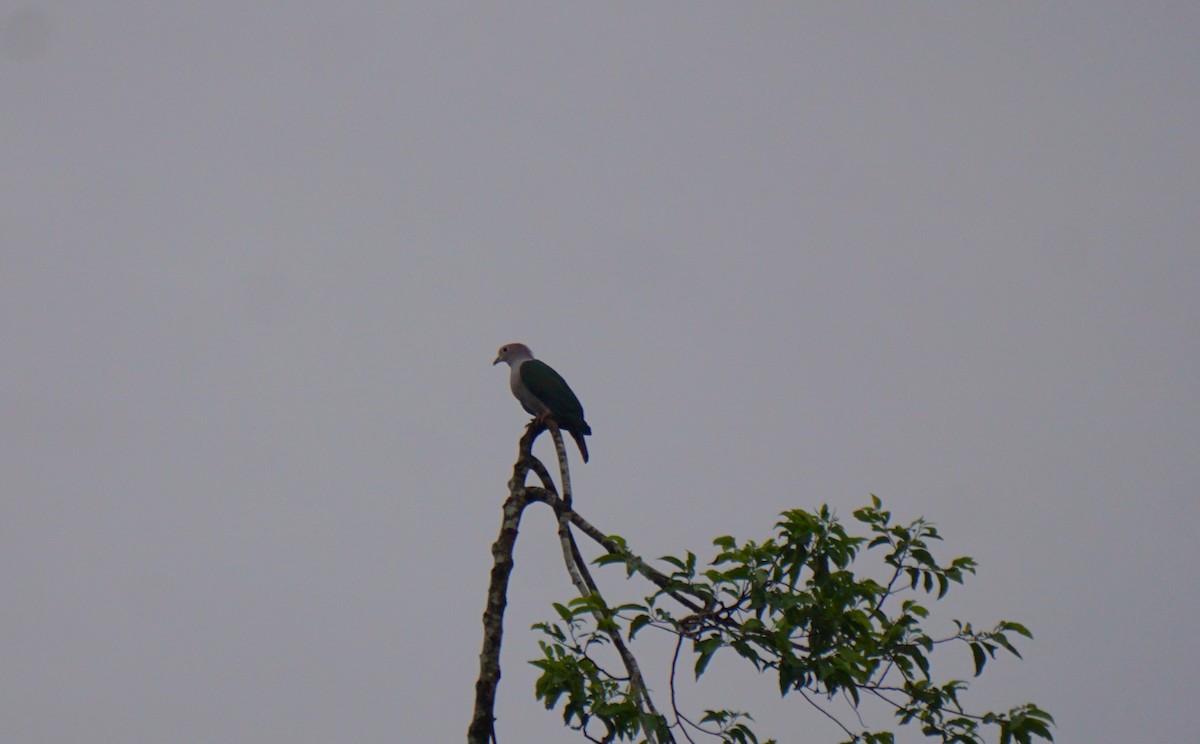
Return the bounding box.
[3,4,1197,743]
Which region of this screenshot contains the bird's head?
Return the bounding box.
[493,342,534,367]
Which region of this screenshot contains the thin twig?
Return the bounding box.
[668,634,699,744]
[546,420,572,508]
[553,503,673,743]
[556,511,590,598]
[563,510,710,614]
[799,689,857,740]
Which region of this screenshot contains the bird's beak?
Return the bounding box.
[492,355,502,366]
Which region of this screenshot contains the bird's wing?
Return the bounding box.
[519,359,585,421]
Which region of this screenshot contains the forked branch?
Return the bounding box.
[471,423,673,743]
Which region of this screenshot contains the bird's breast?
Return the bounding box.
[510,364,548,416]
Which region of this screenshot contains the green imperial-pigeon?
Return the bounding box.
[494,343,592,462]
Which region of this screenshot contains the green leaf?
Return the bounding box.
[971,643,986,676]
[694,636,723,678]
[628,613,652,639]
[659,554,689,571]
[911,548,934,566]
[1001,620,1034,639]
[551,602,573,622]
[613,601,646,614]
[993,632,1023,658]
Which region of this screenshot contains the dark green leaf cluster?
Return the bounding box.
[531,497,1052,744]
[531,597,672,742]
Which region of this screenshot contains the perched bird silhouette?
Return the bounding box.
[493,343,592,462]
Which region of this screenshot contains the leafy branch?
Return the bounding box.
[471,428,1052,744]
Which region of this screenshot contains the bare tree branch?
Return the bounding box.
[469,423,553,744]
[553,505,673,743]
[546,419,572,508]
[468,484,531,744]
[474,419,675,743]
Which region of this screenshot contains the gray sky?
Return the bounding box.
[4,4,1197,742]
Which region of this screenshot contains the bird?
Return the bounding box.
[493,343,592,462]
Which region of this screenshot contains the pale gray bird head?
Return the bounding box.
[493,342,534,367]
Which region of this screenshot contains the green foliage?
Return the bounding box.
[531,597,671,742]
[531,497,1052,743]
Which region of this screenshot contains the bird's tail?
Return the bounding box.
[570,429,589,463]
